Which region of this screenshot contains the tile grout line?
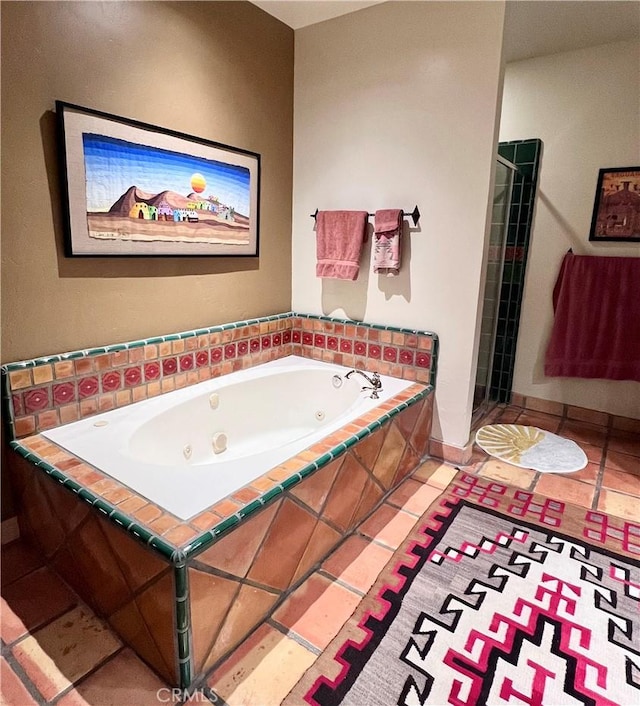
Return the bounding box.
[2,640,54,706]
[265,618,322,656]
[48,644,129,706]
[315,569,368,598]
[1,600,80,651]
[590,430,609,513]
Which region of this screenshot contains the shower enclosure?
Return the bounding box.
[473,156,517,422]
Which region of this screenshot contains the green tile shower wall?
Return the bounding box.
[2,312,438,439]
[492,139,542,403]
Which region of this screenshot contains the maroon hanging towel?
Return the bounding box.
[315,211,369,281]
[544,252,640,381]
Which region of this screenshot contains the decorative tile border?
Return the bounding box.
[291,314,438,388]
[2,312,438,440]
[1,313,294,440]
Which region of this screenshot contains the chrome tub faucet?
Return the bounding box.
[345,369,382,399]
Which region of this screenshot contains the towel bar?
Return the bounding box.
[310,205,421,227]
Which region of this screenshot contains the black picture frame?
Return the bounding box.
[588,166,640,242]
[56,101,260,257]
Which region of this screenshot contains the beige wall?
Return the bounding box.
[292,1,506,448]
[1,1,294,364]
[500,40,640,419]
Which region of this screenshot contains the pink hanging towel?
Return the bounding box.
[373,209,403,276]
[544,252,640,381]
[315,210,369,280]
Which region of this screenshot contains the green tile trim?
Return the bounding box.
[1,368,17,441]
[261,485,284,503]
[151,536,178,558]
[238,499,262,518]
[179,661,192,691]
[280,473,303,490]
[430,337,439,387]
[174,563,192,689]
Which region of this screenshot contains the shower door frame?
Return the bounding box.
[472,154,518,427]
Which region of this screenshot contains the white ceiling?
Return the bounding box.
[251,1,640,62]
[251,1,384,30]
[503,1,640,62]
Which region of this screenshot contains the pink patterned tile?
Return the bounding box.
[211,347,223,363]
[24,388,50,413]
[368,344,381,360]
[261,336,272,349]
[238,341,249,355]
[383,346,397,363]
[162,358,177,375]
[400,349,414,365]
[293,331,302,343]
[124,367,142,387]
[179,354,194,371]
[283,330,292,344]
[224,344,236,359]
[195,351,209,368]
[78,377,99,398]
[327,336,338,351]
[273,333,282,347]
[144,362,160,381]
[416,352,431,368]
[302,332,313,346]
[354,341,366,356]
[340,339,352,353]
[52,382,76,406]
[314,334,326,348]
[250,338,260,353]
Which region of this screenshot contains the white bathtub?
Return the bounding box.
[42,356,413,520]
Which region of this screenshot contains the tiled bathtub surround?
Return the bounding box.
[7,387,433,689]
[2,312,437,689]
[3,312,437,439]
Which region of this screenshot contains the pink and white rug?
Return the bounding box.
[286,474,640,706]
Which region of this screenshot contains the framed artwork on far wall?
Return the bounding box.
[56,101,260,257]
[588,166,640,242]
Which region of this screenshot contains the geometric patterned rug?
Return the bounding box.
[285,473,640,706]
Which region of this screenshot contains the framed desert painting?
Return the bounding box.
[588,166,640,242]
[56,101,260,257]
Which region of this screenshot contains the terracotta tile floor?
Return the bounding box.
[2,404,639,705]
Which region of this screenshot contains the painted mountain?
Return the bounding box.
[86,185,250,246]
[107,186,242,215]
